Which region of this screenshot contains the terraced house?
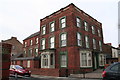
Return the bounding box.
[23,3,106,77]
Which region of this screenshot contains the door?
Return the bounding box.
[94,56,97,69]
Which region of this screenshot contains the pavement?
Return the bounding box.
[9,69,103,80]
[70,69,103,79]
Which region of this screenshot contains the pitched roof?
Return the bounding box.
[24,31,40,40]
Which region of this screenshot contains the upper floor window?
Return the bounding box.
[92,26,95,34]
[41,39,45,50]
[99,41,102,51]
[36,38,39,44]
[60,17,66,28]
[60,33,67,47]
[76,17,81,27]
[30,40,33,45]
[12,46,15,50]
[49,36,55,48]
[25,42,27,47]
[98,29,101,37]
[93,39,96,49]
[35,48,38,56]
[85,36,89,48]
[41,26,46,35]
[50,22,55,32]
[28,49,32,56]
[24,50,26,57]
[77,32,82,46]
[84,21,88,31]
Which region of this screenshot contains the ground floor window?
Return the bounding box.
[27,60,30,68]
[99,54,105,66]
[60,52,67,68]
[41,52,55,68]
[80,51,92,67]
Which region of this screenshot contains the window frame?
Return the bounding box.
[49,21,55,32]
[76,17,81,27]
[60,32,67,47]
[80,51,92,67]
[41,25,46,35]
[59,16,66,29]
[93,38,96,49]
[98,29,101,37]
[99,41,102,51]
[77,32,82,46]
[41,52,55,68]
[84,21,88,31]
[59,52,68,68]
[92,26,95,34]
[41,38,45,50]
[99,54,105,66]
[85,36,89,48]
[49,36,55,49]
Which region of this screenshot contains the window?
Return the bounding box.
[42,54,48,67]
[77,32,82,46]
[28,49,32,56]
[85,36,89,48]
[41,26,46,35]
[92,26,95,34]
[60,17,66,28]
[76,17,81,27]
[24,50,26,57]
[99,41,102,51]
[12,46,15,50]
[25,42,27,47]
[27,60,30,68]
[41,39,45,50]
[50,22,55,32]
[36,38,38,44]
[35,48,38,56]
[80,51,92,67]
[30,40,33,45]
[60,33,67,47]
[41,52,55,68]
[110,64,120,71]
[84,21,88,31]
[99,54,105,66]
[98,29,101,37]
[93,39,96,49]
[49,36,55,48]
[60,52,67,67]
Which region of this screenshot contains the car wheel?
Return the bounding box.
[15,73,18,78]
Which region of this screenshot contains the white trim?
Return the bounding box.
[99,54,105,66]
[41,51,55,68]
[80,50,92,67]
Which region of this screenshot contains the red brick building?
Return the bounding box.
[22,3,106,77]
[22,31,40,68]
[2,37,23,65]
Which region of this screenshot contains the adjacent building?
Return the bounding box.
[2,37,23,65]
[103,43,119,64]
[22,31,40,68]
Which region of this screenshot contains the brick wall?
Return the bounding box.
[28,68,60,77]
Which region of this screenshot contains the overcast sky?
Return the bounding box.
[0,0,119,47]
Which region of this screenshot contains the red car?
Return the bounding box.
[9,65,31,77]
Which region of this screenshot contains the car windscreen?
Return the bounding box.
[15,65,25,69]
